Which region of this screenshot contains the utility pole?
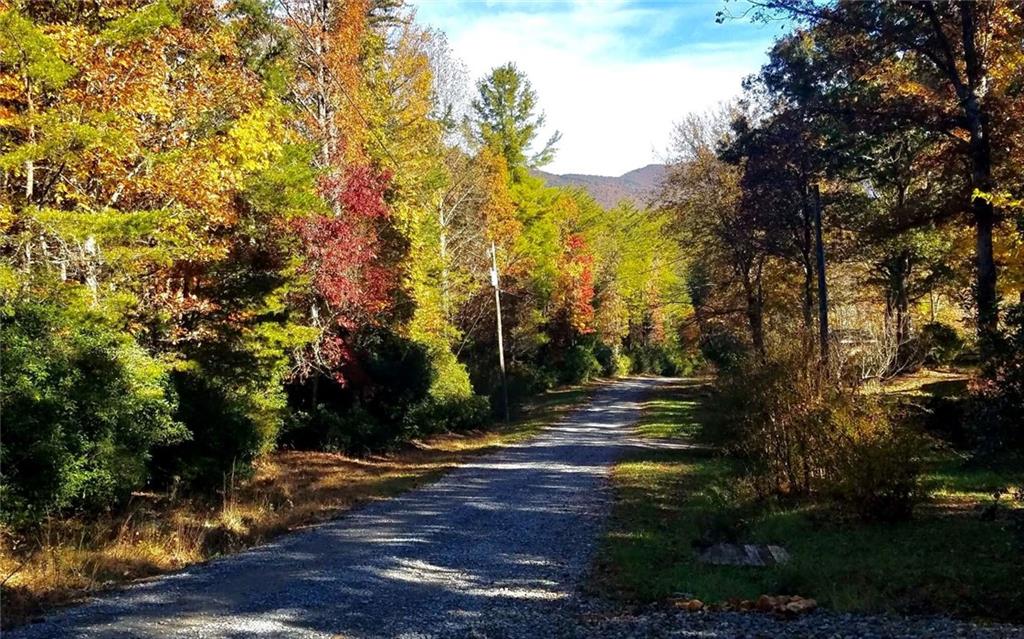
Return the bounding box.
[490,242,510,423]
[812,184,830,369]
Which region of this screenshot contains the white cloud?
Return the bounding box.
[412,1,775,176]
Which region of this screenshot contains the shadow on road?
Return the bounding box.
[10,378,677,639]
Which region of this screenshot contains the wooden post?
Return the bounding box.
[490,242,510,423]
[812,184,829,368]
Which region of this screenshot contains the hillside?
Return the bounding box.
[532,163,668,209]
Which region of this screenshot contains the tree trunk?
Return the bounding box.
[959,1,999,345]
[743,263,766,357]
[812,184,829,367]
[892,251,911,349]
[24,79,35,202]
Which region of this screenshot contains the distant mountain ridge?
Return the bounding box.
[532,163,668,209]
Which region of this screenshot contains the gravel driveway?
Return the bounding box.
[10,378,657,638]
[10,377,1023,639]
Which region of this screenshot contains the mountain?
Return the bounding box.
[532,163,668,209]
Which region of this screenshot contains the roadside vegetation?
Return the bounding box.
[2,0,1023,632]
[0,380,603,628]
[0,1,689,626]
[595,378,1024,622]
[593,0,1024,624]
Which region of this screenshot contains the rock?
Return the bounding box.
[698,542,791,566]
[783,597,817,616]
[671,598,705,612]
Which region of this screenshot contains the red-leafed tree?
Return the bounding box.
[554,233,596,340]
[295,164,396,383]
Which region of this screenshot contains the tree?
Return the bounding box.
[748,0,1024,347]
[663,109,770,357]
[471,63,561,178]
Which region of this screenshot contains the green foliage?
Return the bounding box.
[490,364,557,418]
[99,1,178,44]
[593,342,632,378]
[697,323,749,372]
[612,353,632,377]
[426,346,474,402]
[0,288,185,524]
[406,395,491,435]
[0,9,76,90]
[920,322,964,366]
[559,344,603,385]
[627,344,688,376]
[283,330,489,452]
[969,303,1024,452]
[472,62,561,174]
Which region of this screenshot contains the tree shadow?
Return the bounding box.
[8,378,673,639]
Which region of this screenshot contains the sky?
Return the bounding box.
[411,0,786,176]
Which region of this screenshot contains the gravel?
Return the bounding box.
[9,377,1023,639]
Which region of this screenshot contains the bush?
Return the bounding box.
[154,370,277,488]
[559,344,602,384]
[715,354,835,494]
[288,404,377,453]
[715,351,924,520]
[628,344,689,376]
[407,395,491,434]
[490,363,556,418]
[0,292,185,525]
[698,322,749,372]
[612,352,633,377]
[279,330,436,454]
[593,342,633,378]
[920,322,964,366]
[968,303,1024,452]
[426,345,474,402]
[593,341,615,375]
[827,415,925,522]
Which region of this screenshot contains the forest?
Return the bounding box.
[1,0,1023,629]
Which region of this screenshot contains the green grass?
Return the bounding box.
[593,379,1024,622]
[632,378,711,440]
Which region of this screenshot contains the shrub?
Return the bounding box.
[0,292,185,525]
[715,354,835,495]
[152,308,300,490]
[968,303,1024,452]
[426,346,474,402]
[628,344,688,376]
[698,322,749,372]
[715,351,924,520]
[559,344,602,384]
[920,322,964,366]
[827,414,925,522]
[593,341,632,377]
[593,341,616,376]
[154,370,277,488]
[491,364,556,418]
[407,395,491,434]
[280,330,436,454]
[612,352,633,377]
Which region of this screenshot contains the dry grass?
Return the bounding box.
[0,382,602,628]
[863,367,972,397]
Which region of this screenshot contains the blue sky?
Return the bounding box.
[411,0,786,175]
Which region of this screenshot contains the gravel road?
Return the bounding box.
[9,377,1023,639]
[10,378,656,638]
